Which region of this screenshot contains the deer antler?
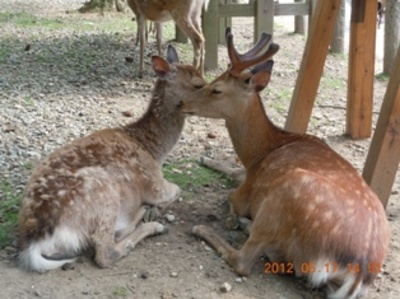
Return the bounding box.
[225,27,279,77]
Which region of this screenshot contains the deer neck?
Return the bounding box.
[225,94,287,170]
[124,80,185,162]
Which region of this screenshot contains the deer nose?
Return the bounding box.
[176,101,183,111]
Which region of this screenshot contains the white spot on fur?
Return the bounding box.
[115,211,129,232]
[58,190,67,197]
[324,211,333,221]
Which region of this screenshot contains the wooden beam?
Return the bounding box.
[215,2,310,17]
[346,0,377,138]
[175,26,188,43]
[255,0,274,40]
[363,45,400,208]
[274,2,310,16]
[285,0,341,133]
[204,0,219,70]
[218,0,233,45]
[203,0,313,70]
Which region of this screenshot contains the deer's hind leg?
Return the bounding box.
[114,206,147,243]
[94,221,166,268]
[192,224,265,276]
[172,14,204,75]
[199,156,245,182]
[93,206,166,268]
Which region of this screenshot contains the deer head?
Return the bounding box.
[177,27,279,121]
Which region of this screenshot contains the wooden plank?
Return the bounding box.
[175,25,188,43]
[219,0,233,45]
[217,4,254,17]
[204,0,219,70]
[285,0,342,133]
[217,3,309,17]
[203,0,313,71]
[255,0,274,41]
[274,2,310,16]
[346,0,377,138]
[363,45,400,207]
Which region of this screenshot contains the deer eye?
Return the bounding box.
[212,89,222,95]
[194,84,204,89]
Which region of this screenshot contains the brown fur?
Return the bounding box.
[126,0,208,76]
[180,29,390,298]
[18,49,206,272]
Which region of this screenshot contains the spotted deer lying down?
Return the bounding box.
[18,46,206,272]
[178,28,390,299]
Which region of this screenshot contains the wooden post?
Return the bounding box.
[285,0,341,133]
[175,26,188,43]
[204,0,219,70]
[363,45,400,207]
[346,0,377,138]
[254,0,274,41]
[219,0,233,45]
[203,0,312,71]
[294,0,306,34]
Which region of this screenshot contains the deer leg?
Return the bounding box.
[155,22,163,56]
[114,206,147,243]
[190,14,205,75]
[192,225,264,276]
[95,221,166,268]
[174,18,204,75]
[200,156,245,182]
[143,179,180,210]
[225,181,254,230]
[225,201,240,230]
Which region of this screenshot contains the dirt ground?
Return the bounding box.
[0,1,399,299]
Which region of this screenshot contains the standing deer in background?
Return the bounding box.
[18,46,206,272]
[127,0,163,55]
[178,28,390,299]
[127,0,208,77]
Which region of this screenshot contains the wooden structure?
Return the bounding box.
[285,0,377,140]
[203,0,312,70]
[363,45,400,207]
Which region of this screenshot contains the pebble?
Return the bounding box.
[161,290,176,299]
[170,271,178,278]
[141,271,149,279]
[219,282,232,293]
[165,214,175,223]
[207,132,217,139]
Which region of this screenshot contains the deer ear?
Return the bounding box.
[251,60,274,75]
[152,56,170,77]
[166,45,179,64]
[250,71,271,92]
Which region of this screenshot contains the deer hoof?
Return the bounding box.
[154,223,167,234]
[143,206,161,222]
[225,214,239,230]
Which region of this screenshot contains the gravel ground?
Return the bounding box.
[0,1,399,298]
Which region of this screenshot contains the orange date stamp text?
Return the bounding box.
[264,262,382,274]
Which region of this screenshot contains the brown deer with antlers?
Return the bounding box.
[178,28,390,298]
[18,46,206,272]
[127,0,208,77]
[127,0,163,57]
